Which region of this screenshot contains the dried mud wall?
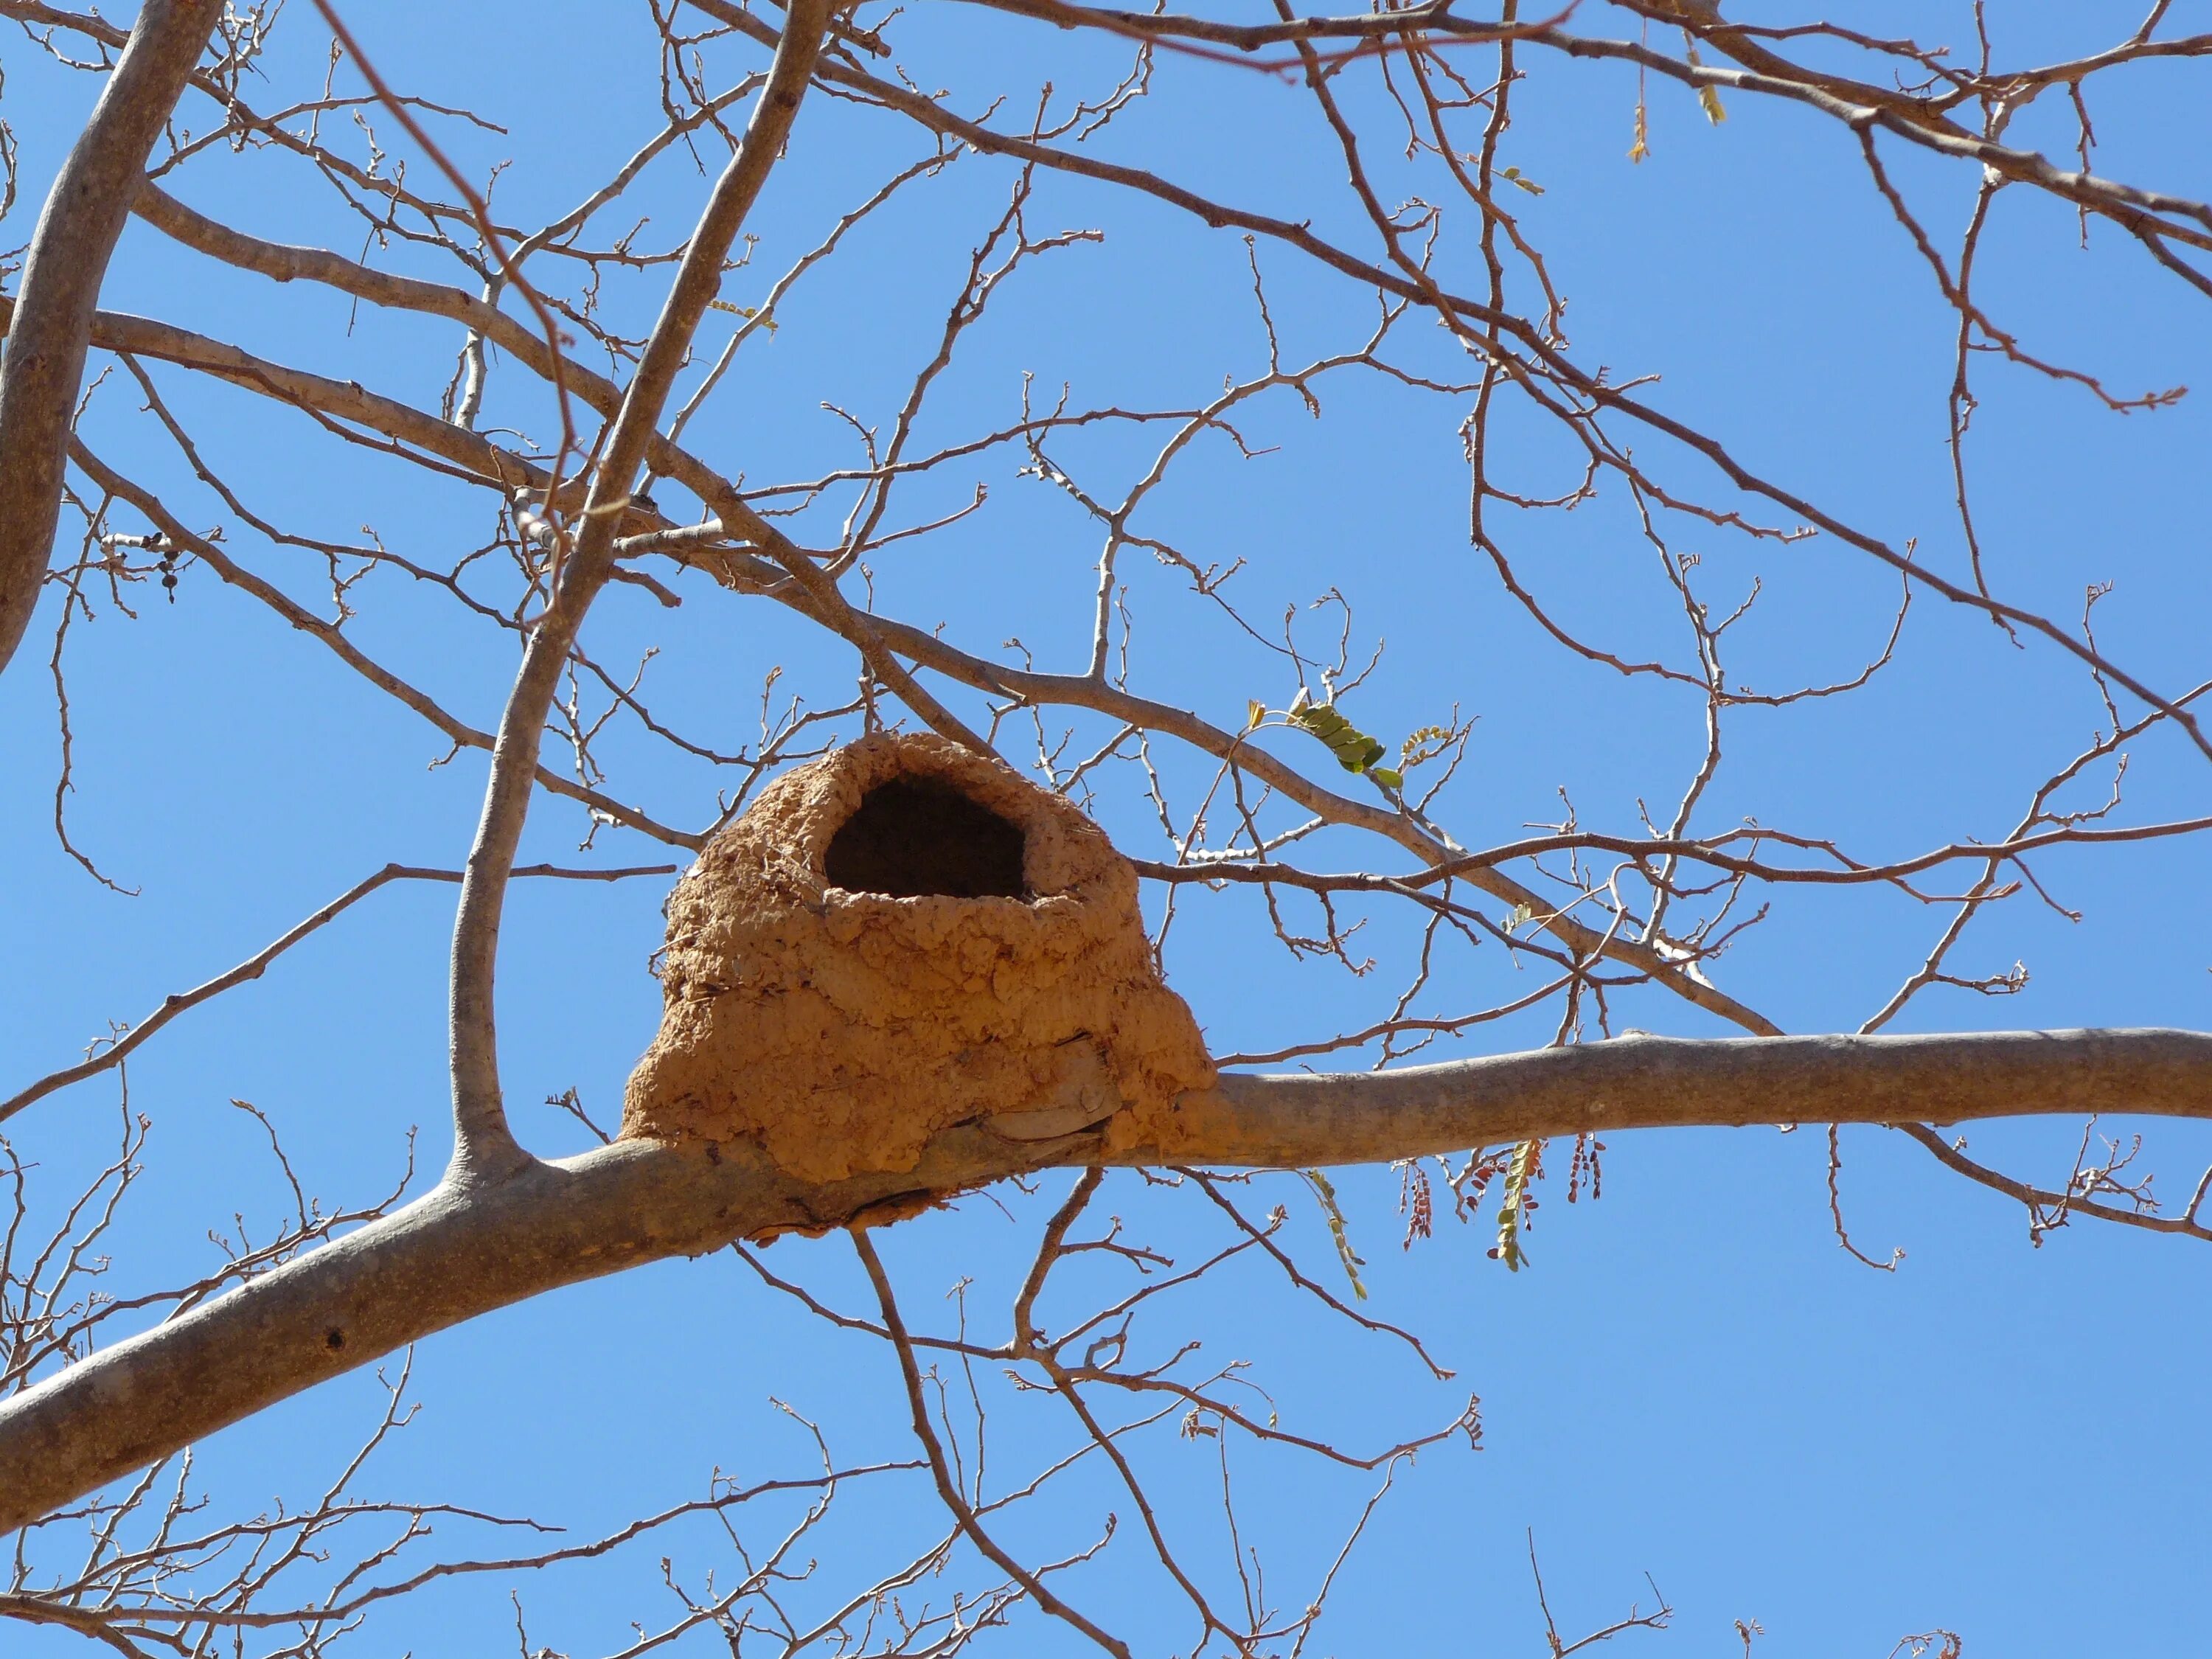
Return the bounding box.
[622,734,1216,1183]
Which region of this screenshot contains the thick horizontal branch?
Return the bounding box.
[1135,1028,2212,1166]
[0,1126,1063,1538]
[3,1026,2209,1534]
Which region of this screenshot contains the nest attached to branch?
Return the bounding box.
[622,734,1217,1183]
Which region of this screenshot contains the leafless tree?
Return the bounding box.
[2,1,2208,1652]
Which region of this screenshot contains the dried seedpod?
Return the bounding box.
[622,734,1217,1183]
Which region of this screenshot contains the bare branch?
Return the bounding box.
[432,0,832,1180]
[3,1027,2211,1533]
[0,0,222,673]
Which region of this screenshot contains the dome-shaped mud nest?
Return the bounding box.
[622,734,1217,1183]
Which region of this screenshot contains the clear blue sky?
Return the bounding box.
[4,3,2208,1652]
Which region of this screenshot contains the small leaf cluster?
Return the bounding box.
[1248,690,1408,793]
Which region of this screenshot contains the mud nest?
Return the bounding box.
[622,734,1217,1182]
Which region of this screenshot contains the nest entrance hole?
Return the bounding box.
[824,776,1028,900]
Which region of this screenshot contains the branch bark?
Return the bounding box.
[2,1026,2208,1537]
[0,0,220,675]
[1154,1028,2212,1165]
[437,0,832,1180]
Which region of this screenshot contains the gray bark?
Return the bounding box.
[0,0,221,672]
[441,0,833,1182]
[1,1026,2208,1537]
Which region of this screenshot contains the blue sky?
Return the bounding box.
[4,3,2209,1652]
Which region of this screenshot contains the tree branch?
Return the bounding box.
[852,1227,1131,1658]
[309,0,832,1181]
[1140,1029,2212,1166]
[0,0,222,675]
[3,1026,2209,1537]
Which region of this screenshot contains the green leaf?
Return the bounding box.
[707,299,777,332]
[1288,701,1388,775]
[1302,1168,1368,1300]
[1683,36,1727,126]
[1492,1138,1542,1272]
[1369,767,1403,793]
[1399,723,1453,763]
[1500,164,1545,196]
